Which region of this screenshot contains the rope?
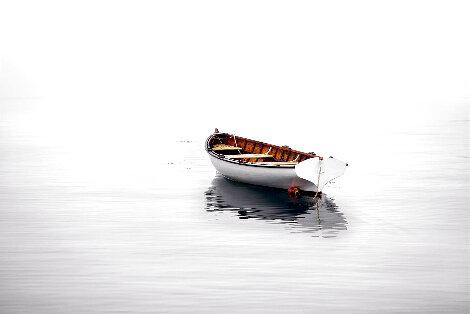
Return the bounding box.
[313,163,322,199]
[233,135,241,154]
[315,198,321,223]
[313,162,322,223]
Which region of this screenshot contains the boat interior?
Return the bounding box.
[208,132,319,166]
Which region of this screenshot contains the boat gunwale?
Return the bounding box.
[205,132,321,168]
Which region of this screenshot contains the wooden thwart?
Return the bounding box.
[213,144,242,151]
[225,154,273,159]
[255,162,298,165]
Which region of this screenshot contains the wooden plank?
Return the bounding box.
[215,133,318,159]
[213,144,242,151]
[225,154,273,159]
[255,162,298,165]
[245,142,254,153]
[253,143,261,154]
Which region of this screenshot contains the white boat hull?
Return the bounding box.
[208,154,317,192]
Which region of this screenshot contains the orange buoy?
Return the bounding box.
[287,186,299,198]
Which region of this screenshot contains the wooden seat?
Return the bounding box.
[255,162,298,165]
[212,144,242,151]
[225,154,273,159]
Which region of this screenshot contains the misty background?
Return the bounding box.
[1,0,468,197]
[0,1,469,313]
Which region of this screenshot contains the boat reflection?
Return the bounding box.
[205,175,348,237]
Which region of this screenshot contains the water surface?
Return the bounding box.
[0,102,468,313]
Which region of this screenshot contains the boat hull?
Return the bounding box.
[208,154,317,192]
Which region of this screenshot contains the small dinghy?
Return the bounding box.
[206,129,348,195]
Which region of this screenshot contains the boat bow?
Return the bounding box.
[295,157,347,191]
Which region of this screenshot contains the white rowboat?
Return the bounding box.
[206,129,347,194]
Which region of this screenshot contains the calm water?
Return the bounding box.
[0,102,468,313]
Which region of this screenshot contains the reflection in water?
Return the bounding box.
[205,175,347,237]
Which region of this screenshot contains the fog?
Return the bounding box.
[1,1,468,134]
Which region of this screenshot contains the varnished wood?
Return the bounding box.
[225,154,274,159]
[254,162,298,165]
[212,144,242,151]
[209,132,319,164]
